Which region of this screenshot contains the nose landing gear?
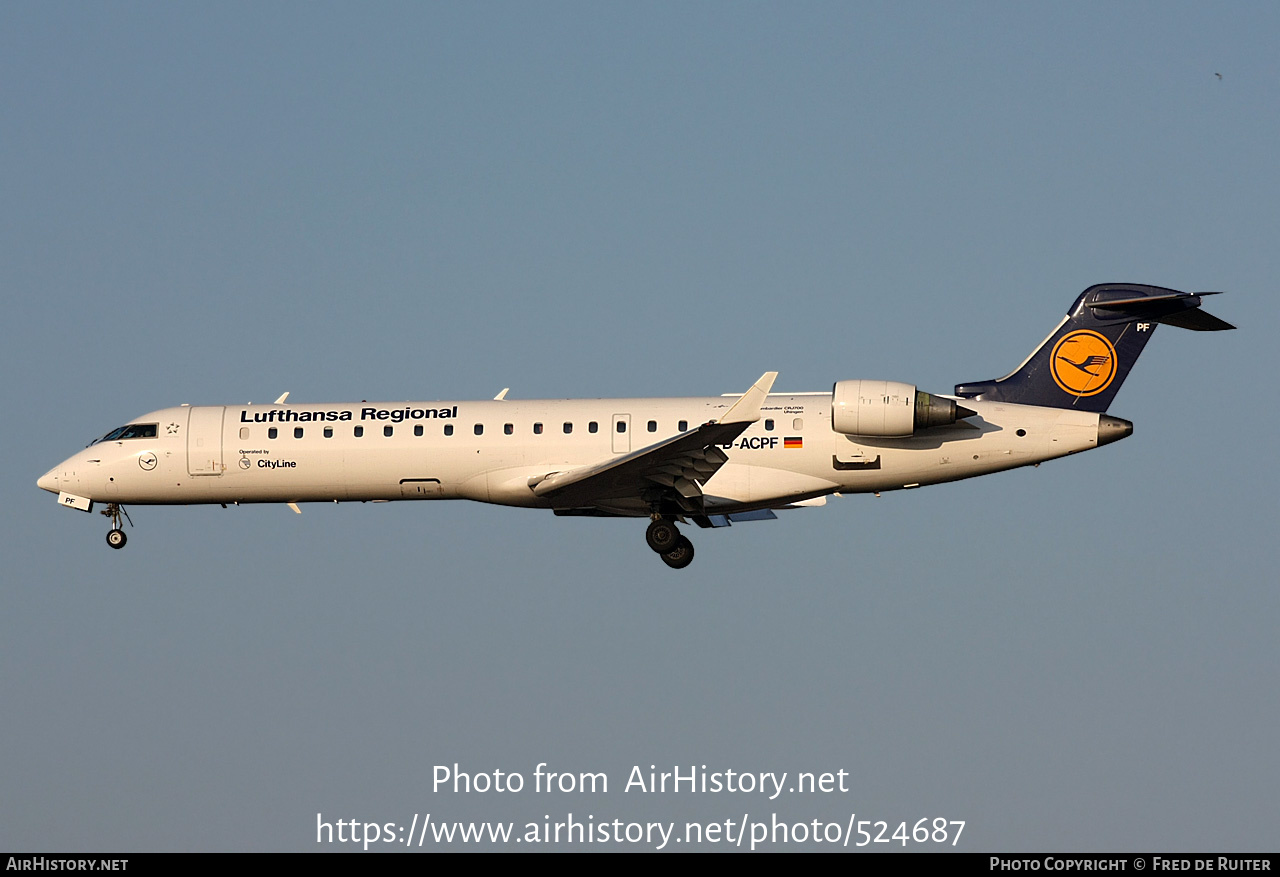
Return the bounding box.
[100,503,132,550]
[646,517,695,569]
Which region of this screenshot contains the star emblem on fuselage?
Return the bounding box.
[167,423,180,434]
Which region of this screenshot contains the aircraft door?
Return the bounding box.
[187,406,225,476]
[611,414,630,454]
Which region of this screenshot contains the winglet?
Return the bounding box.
[718,372,778,424]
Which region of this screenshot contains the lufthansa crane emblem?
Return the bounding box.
[1050,330,1118,397]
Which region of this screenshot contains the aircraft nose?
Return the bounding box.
[37,469,59,493]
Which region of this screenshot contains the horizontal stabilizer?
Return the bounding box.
[1152,308,1236,331]
[1087,289,1235,331]
[1087,291,1218,308]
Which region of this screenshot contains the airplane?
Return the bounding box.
[37,283,1233,569]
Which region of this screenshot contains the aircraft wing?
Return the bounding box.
[528,372,777,512]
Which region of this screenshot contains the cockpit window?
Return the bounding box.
[95,423,159,443]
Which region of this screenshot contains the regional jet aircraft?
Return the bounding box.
[38,284,1233,568]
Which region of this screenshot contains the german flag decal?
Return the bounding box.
[784,436,803,449]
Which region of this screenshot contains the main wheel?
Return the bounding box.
[646,519,679,553]
[106,528,127,549]
[660,535,695,569]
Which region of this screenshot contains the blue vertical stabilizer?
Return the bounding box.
[954,284,1234,412]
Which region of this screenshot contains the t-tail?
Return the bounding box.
[954,283,1235,413]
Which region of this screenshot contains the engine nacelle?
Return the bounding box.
[831,380,971,437]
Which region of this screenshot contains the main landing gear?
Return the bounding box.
[101,503,132,550]
[646,518,695,569]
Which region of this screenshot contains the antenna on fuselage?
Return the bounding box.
[274,392,290,404]
[494,388,510,400]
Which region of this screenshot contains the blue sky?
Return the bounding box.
[2,2,1276,851]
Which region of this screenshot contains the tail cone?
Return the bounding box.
[1097,415,1133,446]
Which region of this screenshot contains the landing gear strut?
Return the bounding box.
[646,517,695,569]
[101,503,132,550]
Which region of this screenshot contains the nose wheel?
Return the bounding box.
[100,503,132,550]
[646,518,695,569]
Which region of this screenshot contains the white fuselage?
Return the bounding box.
[39,392,1106,516]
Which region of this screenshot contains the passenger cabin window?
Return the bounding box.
[444,424,454,436]
[563,422,573,434]
[793,418,803,430]
[589,421,598,433]
[534,422,543,435]
[384,425,394,437]
[268,427,278,439]
[504,423,513,435]
[294,427,304,438]
[765,419,774,431]
[324,427,334,438]
[239,427,249,440]
[616,421,627,433]
[474,424,483,436]
[678,420,688,432]
[647,420,657,432]
[354,426,364,438]
[414,425,423,437]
